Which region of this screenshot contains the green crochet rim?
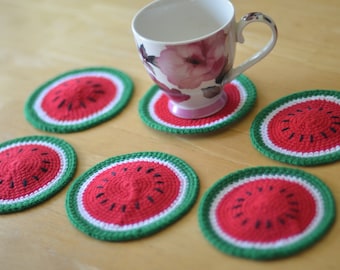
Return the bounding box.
[198,166,335,260]
[0,135,77,214]
[25,67,133,133]
[138,74,257,134]
[250,90,340,166]
[66,151,199,241]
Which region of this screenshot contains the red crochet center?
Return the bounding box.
[216,178,316,243]
[154,83,241,125]
[268,99,340,152]
[42,76,117,121]
[82,161,181,225]
[0,144,61,200]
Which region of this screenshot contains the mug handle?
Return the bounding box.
[223,12,278,84]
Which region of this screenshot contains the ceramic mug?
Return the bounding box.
[132,0,277,119]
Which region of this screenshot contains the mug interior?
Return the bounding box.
[132,0,234,43]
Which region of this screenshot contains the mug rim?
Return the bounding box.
[131,0,235,45]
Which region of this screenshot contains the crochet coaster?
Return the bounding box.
[66,151,199,241]
[25,67,133,133]
[138,74,257,134]
[250,90,340,166]
[198,166,335,260]
[0,136,77,214]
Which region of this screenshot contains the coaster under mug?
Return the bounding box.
[139,74,257,134]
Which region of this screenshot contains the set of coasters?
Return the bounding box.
[1,134,333,260]
[25,67,133,133]
[198,166,335,260]
[250,90,340,166]
[0,67,133,211]
[7,67,338,260]
[25,67,257,135]
[138,74,257,134]
[0,136,200,243]
[65,152,199,241]
[0,136,77,213]
[196,89,339,260]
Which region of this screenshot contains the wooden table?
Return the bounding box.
[1,0,339,269]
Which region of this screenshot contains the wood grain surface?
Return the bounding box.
[1,0,339,269]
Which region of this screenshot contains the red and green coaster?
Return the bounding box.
[0,136,77,213]
[138,74,257,134]
[25,67,133,133]
[65,151,199,241]
[251,90,340,166]
[198,166,335,260]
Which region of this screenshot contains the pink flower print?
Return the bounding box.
[156,30,228,89]
[201,85,223,99]
[150,74,190,103]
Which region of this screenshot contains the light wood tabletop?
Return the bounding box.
[1,0,340,269]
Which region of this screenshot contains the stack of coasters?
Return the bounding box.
[25,67,133,133]
[65,152,199,241]
[250,90,340,166]
[0,136,77,213]
[138,74,257,134]
[198,166,335,260]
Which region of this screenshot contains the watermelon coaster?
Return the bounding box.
[25,67,134,133]
[138,74,257,134]
[65,151,199,241]
[250,90,340,166]
[198,166,335,260]
[0,136,77,213]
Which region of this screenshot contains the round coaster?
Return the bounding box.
[0,136,77,213]
[139,74,257,134]
[25,67,134,133]
[251,90,340,166]
[198,166,335,260]
[66,151,199,241]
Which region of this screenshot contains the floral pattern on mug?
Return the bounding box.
[201,85,223,98]
[150,74,190,103]
[139,44,156,75]
[156,30,228,89]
